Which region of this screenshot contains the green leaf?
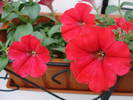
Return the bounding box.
[121,2,133,8]
[43,38,58,46]
[21,3,40,19]
[128,41,133,50]
[48,25,60,37]
[105,5,119,14]
[124,11,133,21]
[0,56,8,72]
[15,23,33,40]
[54,47,65,53]
[43,14,58,23]
[2,2,20,20]
[31,31,43,40]
[0,41,3,47]
[20,0,27,2]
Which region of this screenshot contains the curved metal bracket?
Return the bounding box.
[52,69,70,84]
[0,73,19,92]
[4,68,65,100]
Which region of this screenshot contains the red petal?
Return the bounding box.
[104,57,131,76]
[75,3,92,20]
[83,14,95,25]
[21,35,41,51]
[61,24,80,34]
[12,55,31,77]
[30,56,47,77]
[37,46,50,63]
[61,25,80,41]
[98,27,115,51]
[88,60,116,93]
[74,28,99,51]
[106,41,131,58]
[74,59,116,92]
[66,39,94,60]
[8,42,28,60]
[12,55,47,78]
[61,8,79,24]
[70,56,95,81]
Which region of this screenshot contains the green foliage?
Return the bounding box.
[40,24,66,58]
[0,0,66,63]
[96,15,115,27]
[0,40,10,71]
[48,24,60,37]
[124,11,133,21]
[120,1,133,8]
[15,23,33,40]
[0,55,8,71]
[105,5,119,14]
[32,31,44,40]
[113,29,133,43]
[21,2,40,20]
[1,2,20,21]
[128,41,133,51]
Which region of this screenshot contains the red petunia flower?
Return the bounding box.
[61,3,95,41]
[113,18,133,33]
[66,26,131,92]
[38,0,54,11]
[8,35,50,78]
[0,1,4,14]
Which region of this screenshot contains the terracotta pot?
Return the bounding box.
[24,76,46,88]
[45,66,69,89]
[6,62,133,94]
[69,72,88,90]
[6,64,46,88]
[7,64,25,87]
[115,70,133,92]
[45,59,69,89]
[6,59,69,89]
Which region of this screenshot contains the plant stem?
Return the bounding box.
[118,0,123,17]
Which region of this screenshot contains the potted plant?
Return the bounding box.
[0,0,133,100]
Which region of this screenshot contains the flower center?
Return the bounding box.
[95,50,105,59]
[79,21,85,26]
[29,51,37,56]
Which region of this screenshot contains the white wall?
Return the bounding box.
[109,0,133,8]
[40,0,103,13]
[41,0,133,14]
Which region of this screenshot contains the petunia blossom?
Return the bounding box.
[8,35,50,78]
[66,26,131,92]
[61,3,95,41]
[113,18,133,33]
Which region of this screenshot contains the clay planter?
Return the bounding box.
[45,66,69,89]
[6,58,89,91]
[6,61,133,95]
[115,70,133,92]
[69,72,88,90]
